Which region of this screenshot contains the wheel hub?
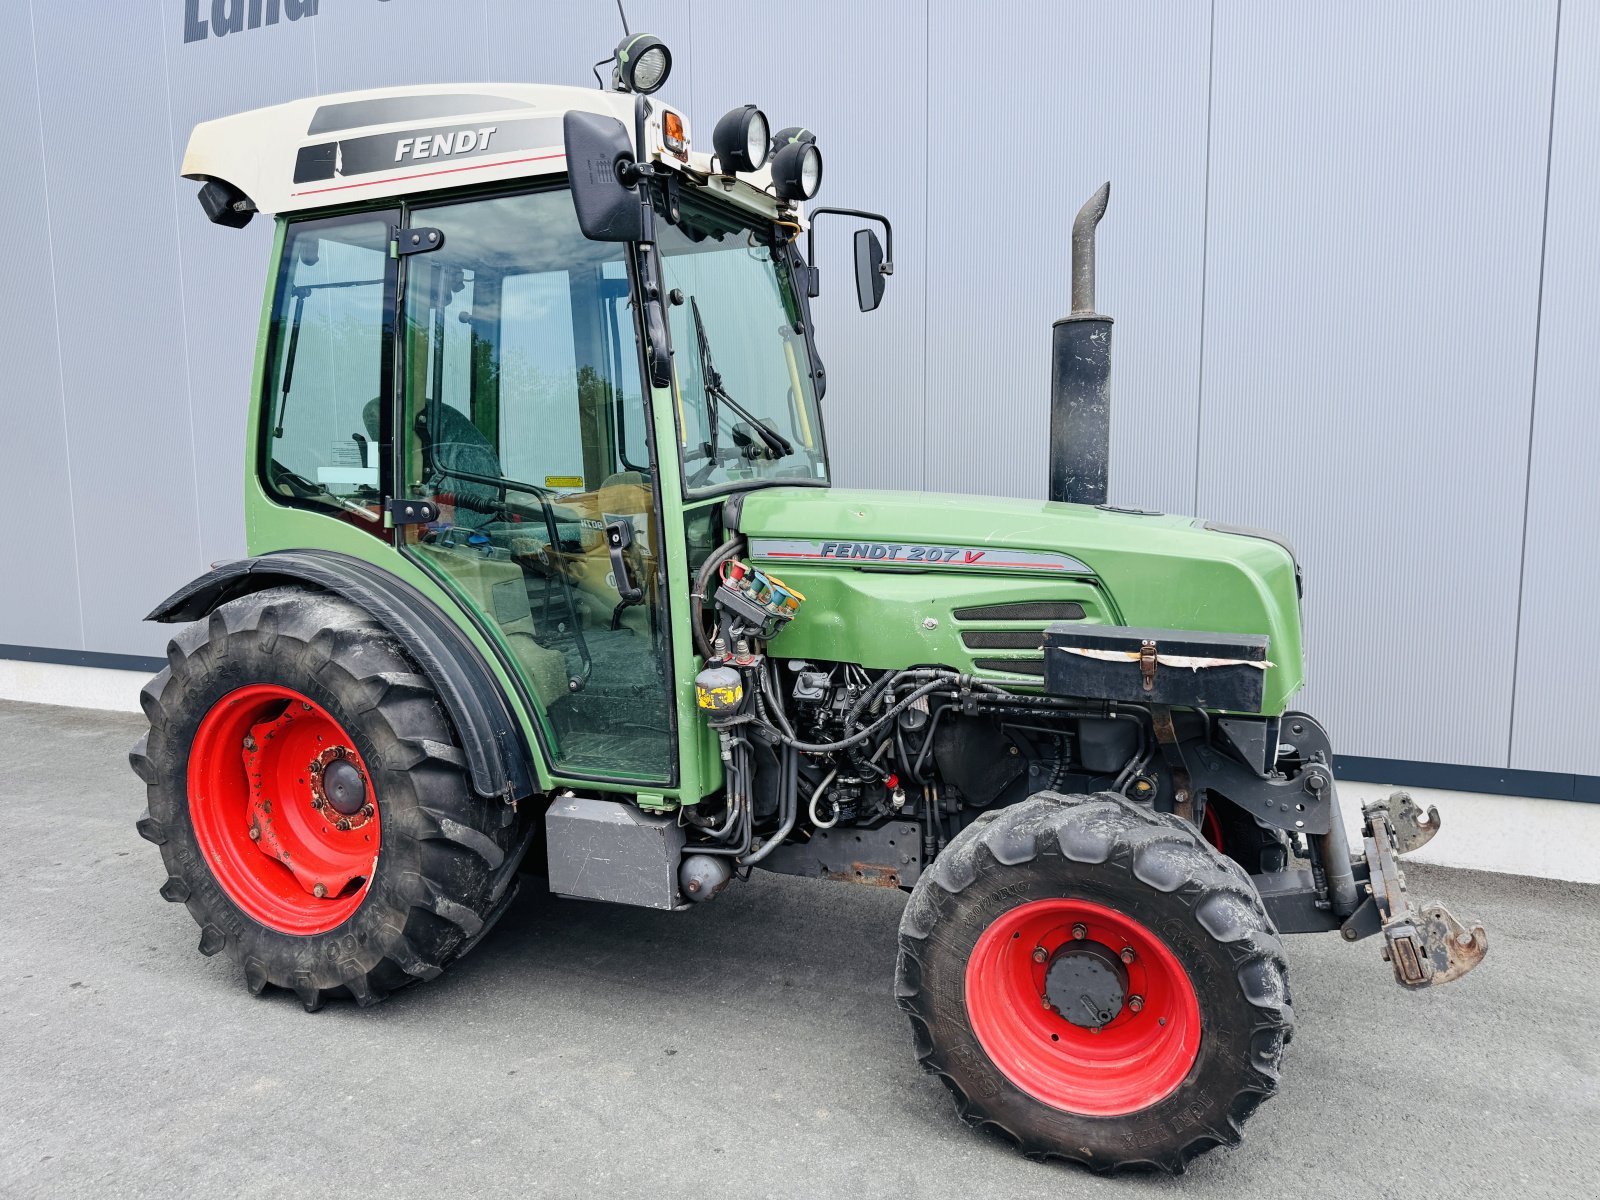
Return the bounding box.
[310,746,372,824]
[1044,941,1128,1029]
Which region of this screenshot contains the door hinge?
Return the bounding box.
[385,498,439,526]
[391,226,446,257]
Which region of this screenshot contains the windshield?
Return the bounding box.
[656,191,827,495]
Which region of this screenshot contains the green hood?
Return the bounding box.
[733,487,1305,714]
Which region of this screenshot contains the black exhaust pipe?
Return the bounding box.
[1048,182,1113,506]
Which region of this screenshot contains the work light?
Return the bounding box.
[613,33,672,94]
[771,136,823,202]
[712,105,770,173]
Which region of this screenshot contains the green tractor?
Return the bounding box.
[131,34,1484,1172]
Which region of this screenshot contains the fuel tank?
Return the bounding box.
[731,487,1305,715]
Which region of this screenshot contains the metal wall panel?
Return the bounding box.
[925,0,1213,511]
[30,0,205,656]
[160,5,318,574]
[0,4,83,651]
[0,2,1592,775]
[1511,1,1599,774]
[311,0,491,93]
[1197,1,1558,765]
[687,1,928,492]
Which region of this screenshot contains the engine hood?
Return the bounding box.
[730,487,1306,713]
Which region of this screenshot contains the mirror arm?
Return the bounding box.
[804,206,894,276]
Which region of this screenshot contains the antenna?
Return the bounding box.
[594,1,633,88]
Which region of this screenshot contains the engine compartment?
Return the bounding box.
[682,542,1298,894]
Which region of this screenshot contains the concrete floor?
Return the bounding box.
[1,699,1594,1199]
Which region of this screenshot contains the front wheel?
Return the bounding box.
[896,791,1292,1174]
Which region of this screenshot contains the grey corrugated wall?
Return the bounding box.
[1,1,1592,776]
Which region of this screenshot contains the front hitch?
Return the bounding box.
[1344,793,1488,989]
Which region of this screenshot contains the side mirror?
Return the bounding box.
[563,111,644,242]
[805,207,893,313]
[854,229,886,312]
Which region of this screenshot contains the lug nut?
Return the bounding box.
[248,826,260,841]
[1128,994,1144,1013]
[1031,946,1048,964]
[1120,946,1136,964]
[336,819,351,832]
[243,735,256,752]
[361,804,375,820]
[1071,923,1087,940]
[312,883,327,898]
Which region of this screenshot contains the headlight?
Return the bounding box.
[614,34,672,94]
[713,105,770,173]
[771,138,823,202]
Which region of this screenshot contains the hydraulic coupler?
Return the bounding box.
[1344,792,1488,989]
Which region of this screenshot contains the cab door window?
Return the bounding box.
[260,211,395,534]
[398,188,674,783]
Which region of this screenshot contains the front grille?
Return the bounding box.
[952,601,1085,622]
[961,630,1046,650]
[972,657,1047,677]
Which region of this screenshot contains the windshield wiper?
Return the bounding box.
[689,295,793,459]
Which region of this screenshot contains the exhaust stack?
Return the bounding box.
[1048,182,1113,506]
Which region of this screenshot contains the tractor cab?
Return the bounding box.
[185,77,883,789]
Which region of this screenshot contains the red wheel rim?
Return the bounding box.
[187,684,379,935]
[964,898,1201,1116]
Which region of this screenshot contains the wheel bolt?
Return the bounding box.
[1071,923,1087,940]
[361,804,375,820]
[1041,996,1054,1010]
[1120,946,1136,964]
[243,736,256,752]
[1128,994,1144,1013]
[312,883,327,898]
[1031,946,1048,964]
[336,819,351,832]
[248,826,260,841]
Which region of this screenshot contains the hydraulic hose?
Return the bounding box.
[739,745,798,867]
[691,534,745,660]
[692,741,754,858]
[769,677,962,754]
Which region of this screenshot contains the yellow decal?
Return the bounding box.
[544,475,584,489]
[696,683,743,710]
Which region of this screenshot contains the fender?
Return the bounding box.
[146,550,536,802]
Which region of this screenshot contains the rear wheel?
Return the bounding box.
[130,587,521,1010]
[896,791,1292,1173]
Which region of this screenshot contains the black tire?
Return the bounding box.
[896,791,1292,1174]
[129,587,521,1011]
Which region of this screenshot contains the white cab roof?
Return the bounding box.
[182,82,781,221]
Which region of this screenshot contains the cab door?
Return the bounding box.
[394,187,675,784]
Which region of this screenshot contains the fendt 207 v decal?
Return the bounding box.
[748,537,1094,574]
